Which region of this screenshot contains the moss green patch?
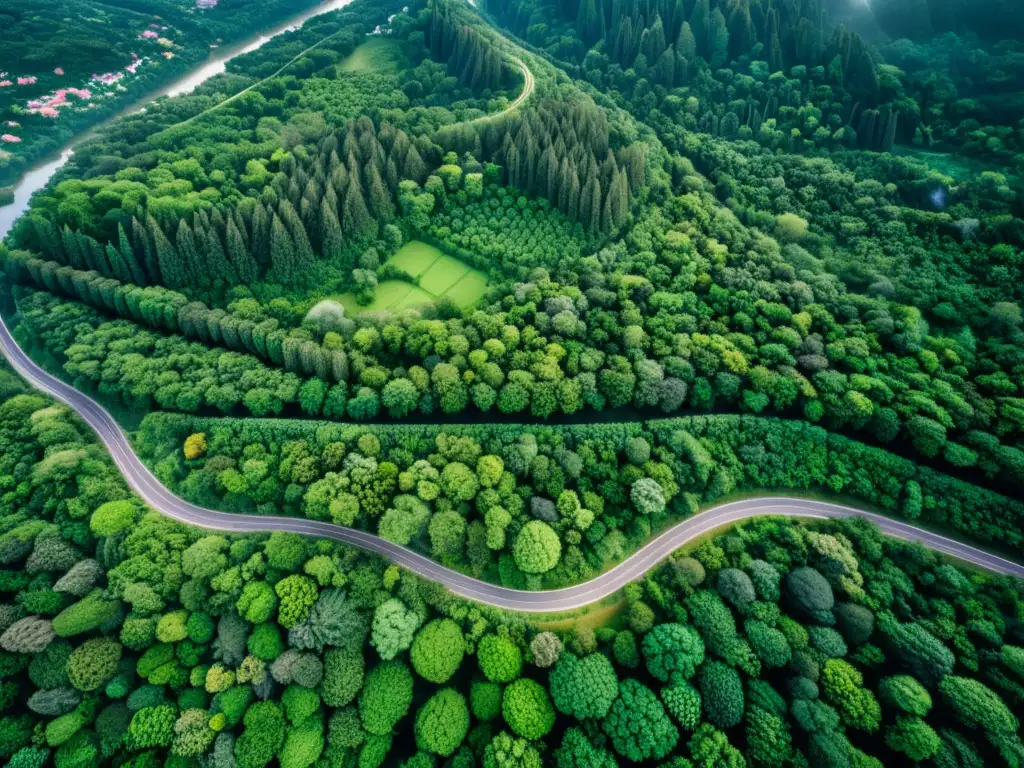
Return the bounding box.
[339,38,407,74]
[442,270,489,306]
[322,240,488,317]
[388,240,444,278]
[419,255,471,295]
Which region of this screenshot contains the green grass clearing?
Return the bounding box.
[319,240,488,318]
[339,38,407,73]
[419,255,471,295]
[387,240,444,278]
[443,271,489,306]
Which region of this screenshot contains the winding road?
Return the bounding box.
[0,314,1022,612]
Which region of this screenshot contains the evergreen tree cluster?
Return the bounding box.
[441,97,645,234]
[428,0,511,93]
[26,119,434,292]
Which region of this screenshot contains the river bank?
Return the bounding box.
[0,0,357,241]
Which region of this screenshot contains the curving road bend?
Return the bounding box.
[467,56,534,125]
[0,315,1022,612]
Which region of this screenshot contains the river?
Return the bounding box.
[0,0,355,241]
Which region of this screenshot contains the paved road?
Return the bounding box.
[1,315,1022,612]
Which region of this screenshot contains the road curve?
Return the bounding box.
[466,56,534,125]
[0,315,1022,612]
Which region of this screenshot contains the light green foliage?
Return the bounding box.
[90,501,137,536]
[237,581,277,624]
[128,704,176,750]
[512,521,561,574]
[502,678,556,739]
[477,634,523,683]
[234,701,285,768]
[483,731,542,768]
[415,689,469,756]
[371,599,420,660]
[411,619,464,683]
[359,660,413,735]
[67,637,121,691]
[321,648,364,708]
[274,575,318,628]
[820,659,881,732]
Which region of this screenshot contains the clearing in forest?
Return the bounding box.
[332,240,488,316]
[339,38,407,73]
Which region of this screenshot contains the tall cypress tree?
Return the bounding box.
[319,198,345,264]
[270,214,296,283]
[61,226,85,270]
[148,216,184,288]
[116,223,145,285]
[279,199,315,272]
[227,219,259,285]
[176,219,202,287]
[132,216,160,285]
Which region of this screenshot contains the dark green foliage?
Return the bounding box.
[549,652,619,720]
[698,661,745,728]
[602,679,679,762]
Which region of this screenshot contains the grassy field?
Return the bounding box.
[328,240,488,317]
[339,38,406,73]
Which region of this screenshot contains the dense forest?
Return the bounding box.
[2,384,1024,768]
[0,0,1023,763]
[0,0,325,187]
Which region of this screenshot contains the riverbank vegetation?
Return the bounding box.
[0,0,328,187]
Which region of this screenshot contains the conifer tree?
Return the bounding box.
[148,216,185,288]
[176,220,202,287]
[319,199,345,264]
[227,219,259,285]
[270,214,297,283]
[118,223,146,285]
